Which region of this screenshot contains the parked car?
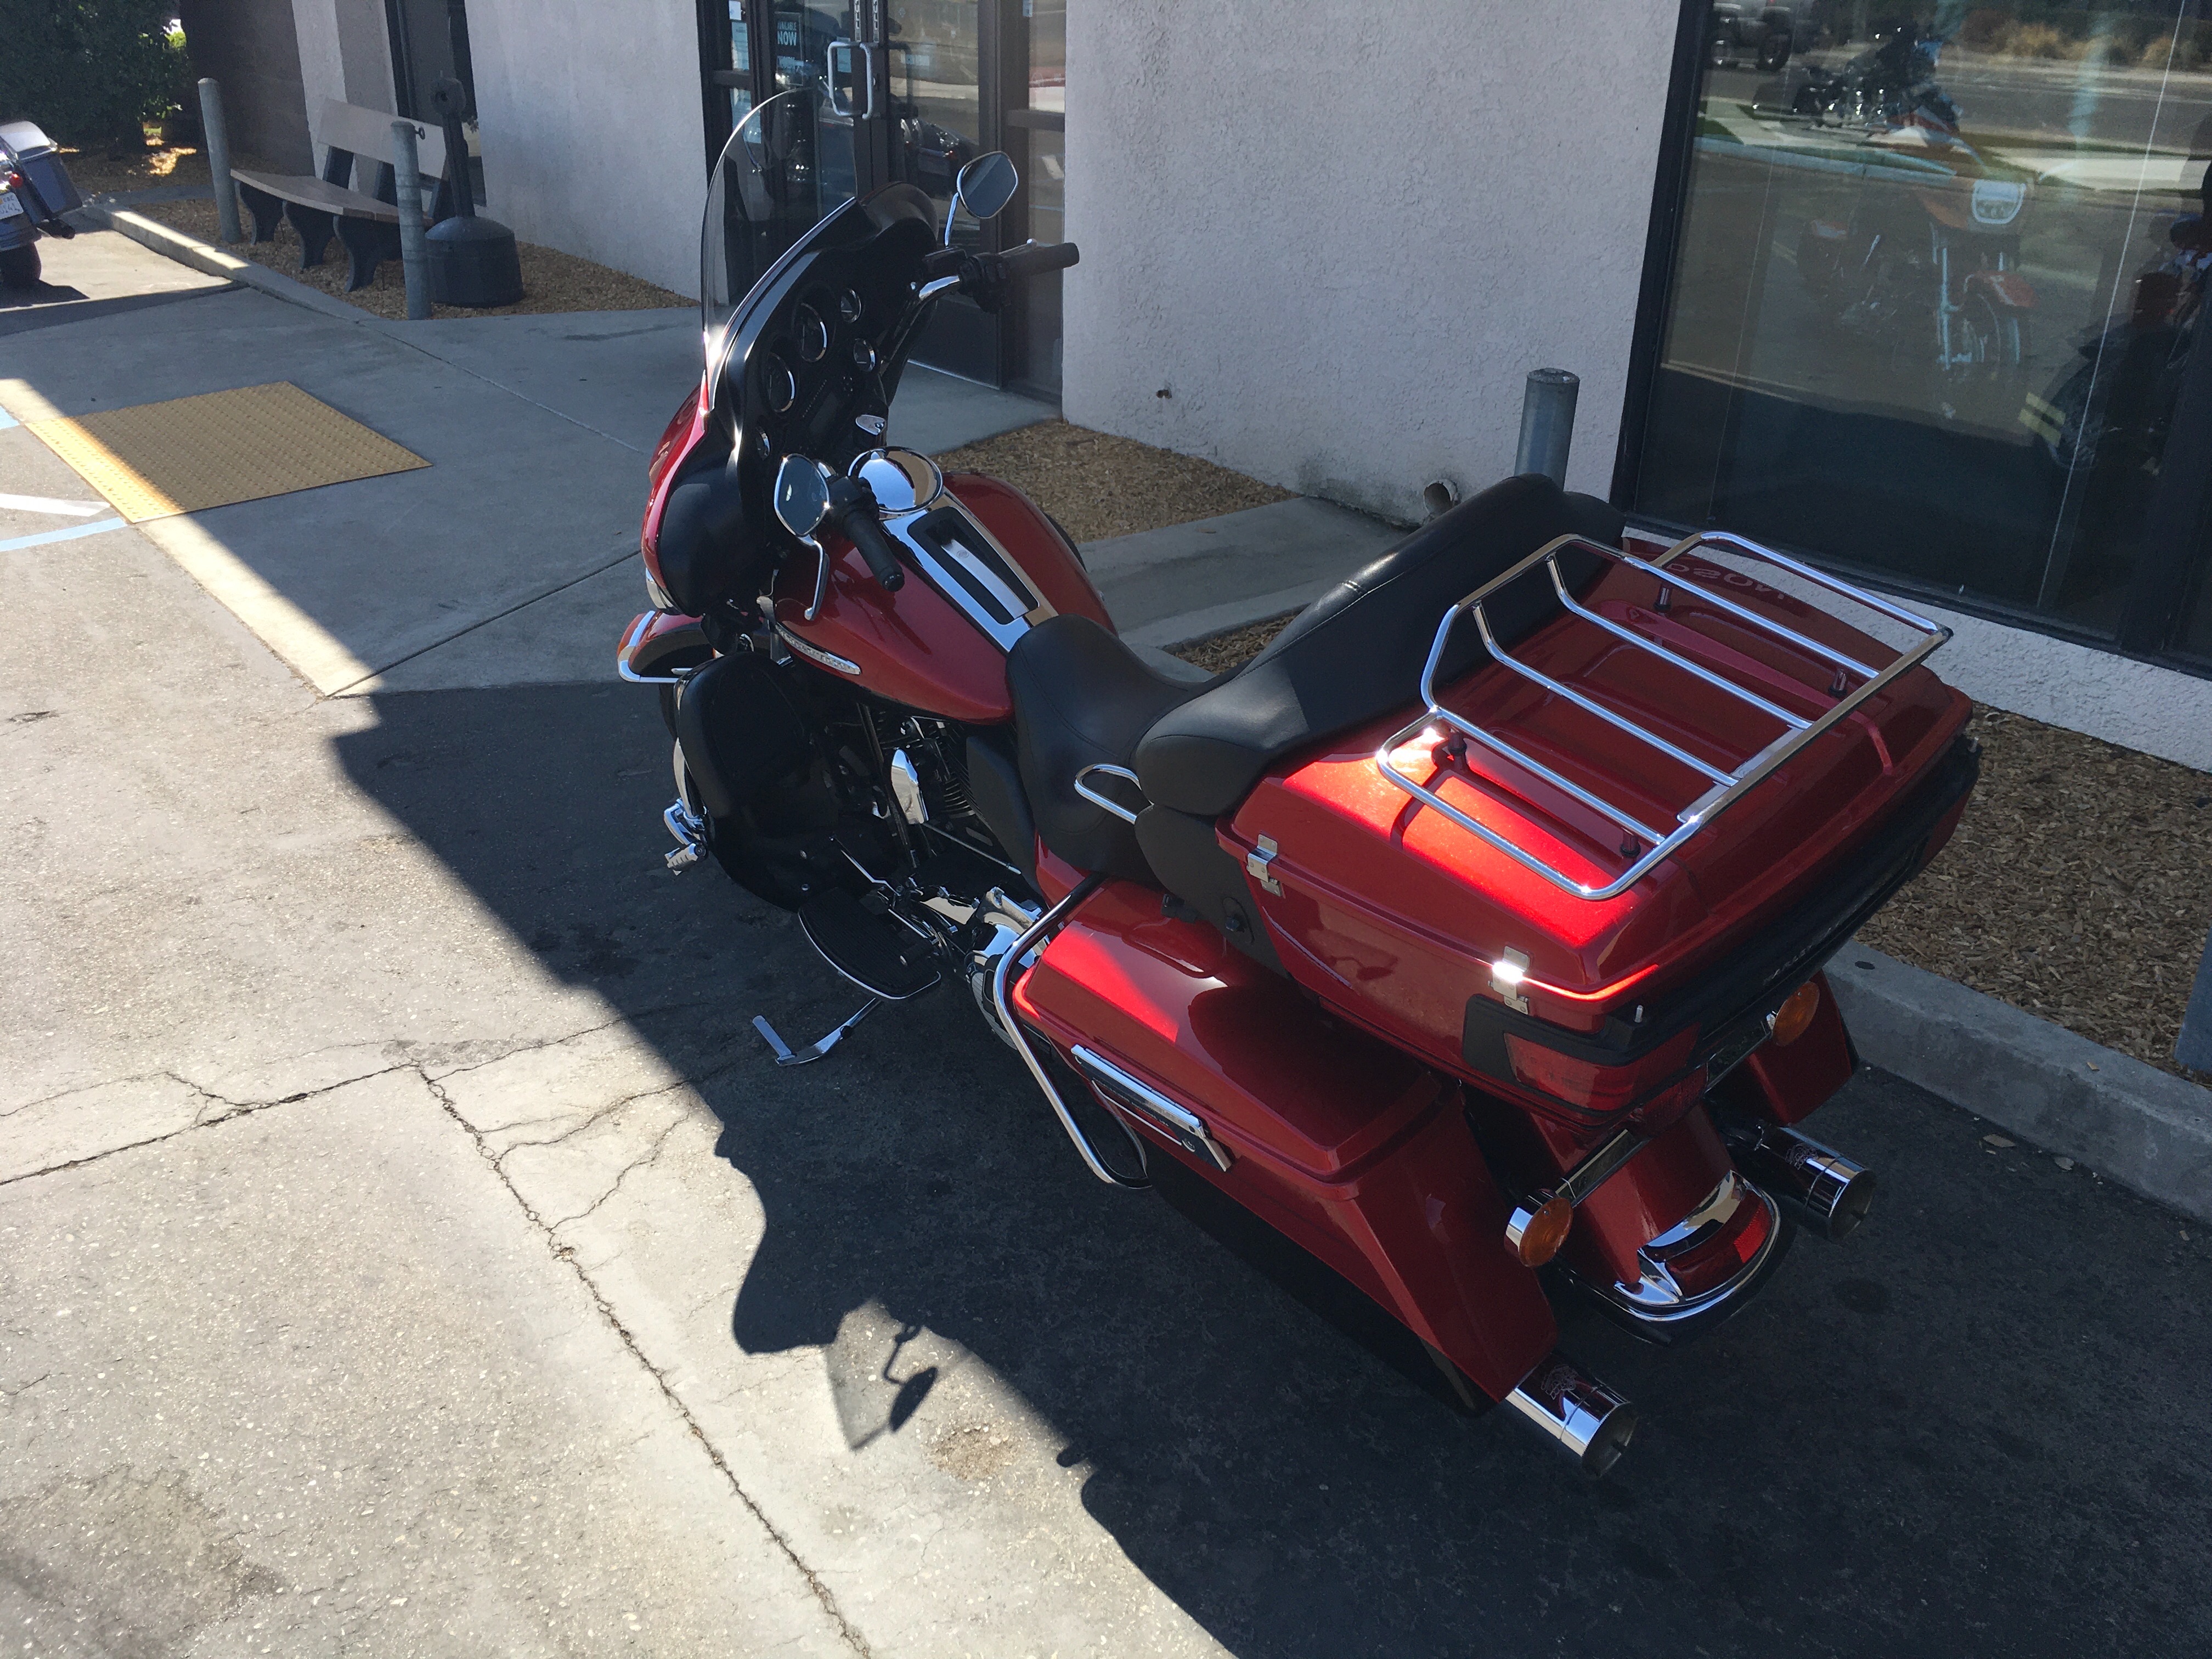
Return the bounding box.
[1709,3,1798,71]
[0,120,83,288]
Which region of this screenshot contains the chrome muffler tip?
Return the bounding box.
[1504,1353,1637,1477]
[1737,1123,1876,1240]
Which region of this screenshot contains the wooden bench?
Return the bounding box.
[232,98,455,291]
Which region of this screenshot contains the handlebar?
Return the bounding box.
[916,241,1080,306]
[823,476,905,592]
[991,241,1080,280]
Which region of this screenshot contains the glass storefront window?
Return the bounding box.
[1630,3,2212,669]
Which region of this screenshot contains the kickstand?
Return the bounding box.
[752,998,881,1066]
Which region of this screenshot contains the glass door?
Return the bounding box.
[889,0,995,382]
[701,0,1066,392]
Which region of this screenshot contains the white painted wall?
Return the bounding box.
[288,0,396,155]
[462,0,707,298]
[1913,601,2212,772]
[1063,1,1681,523]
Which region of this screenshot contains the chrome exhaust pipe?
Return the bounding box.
[1504,1353,1637,1476]
[1735,1122,1876,1240]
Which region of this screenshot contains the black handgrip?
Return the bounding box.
[996,240,1080,279]
[825,476,905,592]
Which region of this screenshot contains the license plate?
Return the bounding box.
[0,193,24,219]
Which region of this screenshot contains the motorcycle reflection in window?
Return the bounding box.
[1790,26,2036,428]
[2020,172,2210,482]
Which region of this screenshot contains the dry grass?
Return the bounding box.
[133,197,688,319]
[1170,618,2212,1078]
[933,418,1291,544]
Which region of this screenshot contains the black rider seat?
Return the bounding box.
[1001,473,1624,925]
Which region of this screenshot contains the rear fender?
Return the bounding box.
[1708,970,1855,1128]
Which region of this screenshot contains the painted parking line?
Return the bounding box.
[0,492,110,517]
[0,517,129,552]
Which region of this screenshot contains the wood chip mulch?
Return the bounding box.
[132,197,689,319]
[1171,614,1294,674]
[1860,707,2212,1082]
[1172,622,2212,1081]
[58,139,215,199]
[932,418,1292,545]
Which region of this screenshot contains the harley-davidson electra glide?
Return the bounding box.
[620,90,1977,1475]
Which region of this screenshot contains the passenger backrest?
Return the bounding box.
[1133,474,1624,819]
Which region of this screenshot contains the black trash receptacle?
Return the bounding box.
[424,77,522,308]
[427,213,522,307]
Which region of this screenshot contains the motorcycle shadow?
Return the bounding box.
[338,681,2212,1659]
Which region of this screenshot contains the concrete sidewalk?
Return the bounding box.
[0,273,1048,698]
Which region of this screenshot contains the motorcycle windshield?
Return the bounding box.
[701,88,855,383]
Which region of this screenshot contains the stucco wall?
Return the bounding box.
[461,0,707,298]
[287,0,395,152]
[1063,2,1682,521]
[180,0,314,171]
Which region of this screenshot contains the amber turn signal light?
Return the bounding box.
[1769,980,1820,1047]
[1504,1193,1573,1267]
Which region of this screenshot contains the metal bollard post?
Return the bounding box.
[1515,367,1579,487]
[390,120,432,320]
[198,78,241,244]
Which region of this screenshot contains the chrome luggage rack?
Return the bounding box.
[1375,529,1951,902]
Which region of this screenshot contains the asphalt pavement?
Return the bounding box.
[5,245,2212,1657]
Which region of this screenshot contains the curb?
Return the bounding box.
[1121,588,1317,651]
[88,205,372,326]
[1829,943,2212,1225]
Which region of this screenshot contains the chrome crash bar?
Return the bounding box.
[1374,529,1951,901]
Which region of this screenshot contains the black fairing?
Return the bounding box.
[1133,475,1624,817]
[654,458,751,617]
[718,185,940,554]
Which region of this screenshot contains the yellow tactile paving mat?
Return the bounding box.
[25,382,427,522]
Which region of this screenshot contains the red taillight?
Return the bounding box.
[1502,1026,1701,1118]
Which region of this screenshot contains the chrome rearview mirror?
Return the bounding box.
[773,453,832,539]
[946,151,1018,242]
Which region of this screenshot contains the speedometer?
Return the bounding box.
[795,302,831,363]
[761,350,798,415]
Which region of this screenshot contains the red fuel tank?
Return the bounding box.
[772,473,1111,723]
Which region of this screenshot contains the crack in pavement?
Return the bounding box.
[2,1020,867,1649]
[417,1068,874,1657]
[487,1054,748,1162]
[417,999,726,1085]
[542,1109,687,1232]
[0,1063,420,1190]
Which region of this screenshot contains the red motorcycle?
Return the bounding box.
[620,90,1977,1475]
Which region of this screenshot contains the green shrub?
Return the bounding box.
[0,1,189,155]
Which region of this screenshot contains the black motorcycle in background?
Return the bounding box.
[0,120,82,289]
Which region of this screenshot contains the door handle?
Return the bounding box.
[826,38,877,119]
